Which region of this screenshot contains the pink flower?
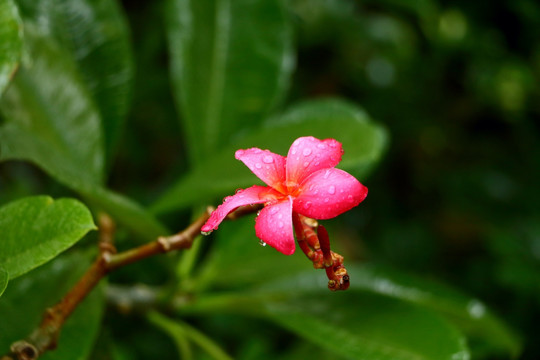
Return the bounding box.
[201,136,368,255]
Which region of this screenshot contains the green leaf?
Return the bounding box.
[151,98,387,214]
[167,0,294,163]
[80,186,169,240]
[14,0,134,161]
[264,292,470,360]
[0,251,105,360]
[0,266,7,297]
[0,0,23,96]
[0,196,96,279]
[0,25,166,240]
[0,25,105,186]
[349,265,522,358]
[180,290,469,360]
[258,265,521,359]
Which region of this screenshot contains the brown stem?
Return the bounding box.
[3,209,213,360]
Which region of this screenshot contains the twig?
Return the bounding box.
[2,208,214,360]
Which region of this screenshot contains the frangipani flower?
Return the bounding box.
[201,136,368,255]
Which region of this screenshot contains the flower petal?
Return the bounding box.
[236,148,287,193]
[255,197,295,255]
[293,168,368,220]
[286,136,343,189]
[201,185,276,233]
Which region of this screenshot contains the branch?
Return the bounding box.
[2,207,216,360]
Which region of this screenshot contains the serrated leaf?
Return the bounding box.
[151,98,387,214]
[0,251,104,360]
[167,0,294,163]
[0,0,23,96]
[14,0,133,160]
[0,196,96,279]
[0,267,7,297]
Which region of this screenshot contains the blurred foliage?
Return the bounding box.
[0,0,539,359]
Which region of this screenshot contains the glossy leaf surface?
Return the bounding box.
[167,0,294,163]
[14,0,134,160]
[152,98,387,214]
[0,26,105,186]
[258,266,521,359]
[199,217,519,359]
[0,196,96,279]
[264,291,469,360]
[0,27,166,240]
[0,0,22,96]
[181,291,469,360]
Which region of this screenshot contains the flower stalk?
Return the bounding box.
[292,213,350,291]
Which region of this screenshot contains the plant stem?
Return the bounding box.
[2,208,212,360]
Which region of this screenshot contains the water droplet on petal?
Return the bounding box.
[270,206,279,215]
[277,213,283,219]
[236,150,245,156]
[278,221,284,228]
[256,210,261,216]
[347,194,354,202]
[323,170,331,179]
[255,163,262,169]
[303,148,312,156]
[263,155,274,164]
[315,161,320,166]
[329,142,337,148]
[291,149,297,155]
[324,198,329,203]
[259,239,267,247]
[303,161,309,167]
[328,185,336,194]
[303,201,312,209]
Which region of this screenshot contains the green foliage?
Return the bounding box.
[0,251,104,360]
[0,267,7,297]
[0,0,22,97]
[264,292,468,360]
[0,0,534,359]
[166,0,294,164]
[193,215,518,359]
[151,98,387,214]
[14,0,134,162]
[0,196,95,279]
[0,26,105,186]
